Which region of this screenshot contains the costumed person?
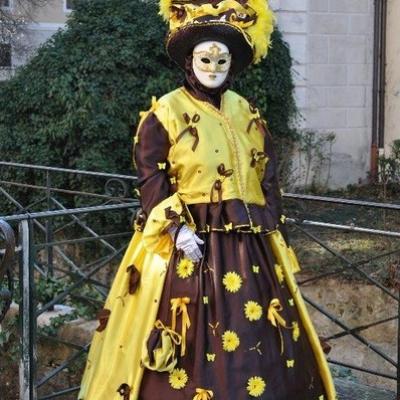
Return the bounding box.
[78,0,337,399]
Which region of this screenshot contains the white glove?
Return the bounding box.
[168,224,204,262]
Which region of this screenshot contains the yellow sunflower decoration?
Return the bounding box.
[247,376,266,397]
[244,301,263,321]
[222,330,240,352]
[176,257,195,279]
[222,271,242,293]
[169,368,188,390]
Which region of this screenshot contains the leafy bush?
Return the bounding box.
[0,0,297,208]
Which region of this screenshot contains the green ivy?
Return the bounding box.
[0,0,297,210]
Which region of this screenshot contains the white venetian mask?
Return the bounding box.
[192,41,232,89]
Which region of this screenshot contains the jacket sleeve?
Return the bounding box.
[133,110,195,258]
[134,112,172,218]
[260,124,301,274]
[260,124,288,242]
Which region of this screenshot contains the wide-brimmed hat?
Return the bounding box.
[159,0,275,74]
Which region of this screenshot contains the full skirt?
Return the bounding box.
[78,230,337,400]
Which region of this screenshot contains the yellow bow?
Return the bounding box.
[267,298,287,355]
[193,388,214,400]
[170,297,191,356]
[154,320,182,347]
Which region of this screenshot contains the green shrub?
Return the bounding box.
[0,0,297,209]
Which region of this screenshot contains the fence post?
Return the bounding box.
[45,170,54,280]
[398,294,399,397]
[19,219,37,400]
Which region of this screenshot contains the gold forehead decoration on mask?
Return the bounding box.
[193,43,232,73]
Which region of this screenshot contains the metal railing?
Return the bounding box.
[0,161,398,399]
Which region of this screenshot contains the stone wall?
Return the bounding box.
[385,0,400,154]
[271,0,374,188]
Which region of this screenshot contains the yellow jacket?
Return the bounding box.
[139,87,267,206]
[133,87,291,262]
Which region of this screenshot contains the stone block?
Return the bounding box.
[308,64,347,85]
[307,86,327,108]
[309,0,329,12]
[306,107,347,129]
[309,13,348,35]
[308,35,329,63]
[327,86,366,107]
[292,64,307,86]
[349,14,373,34]
[294,86,307,108]
[285,33,307,64]
[329,0,369,14]
[347,108,368,128]
[347,63,373,85]
[279,0,307,12]
[329,35,367,64]
[277,11,307,33]
[269,0,280,11]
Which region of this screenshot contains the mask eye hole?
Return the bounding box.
[218,59,227,65]
[201,57,211,64]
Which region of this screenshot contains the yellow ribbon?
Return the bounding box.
[154,320,182,347]
[193,388,214,400]
[170,297,191,356]
[267,298,287,355]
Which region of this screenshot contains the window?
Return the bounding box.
[64,0,75,12]
[0,0,11,9]
[0,44,12,68]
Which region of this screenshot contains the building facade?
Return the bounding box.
[270,0,375,188]
[0,0,396,188]
[385,0,400,155]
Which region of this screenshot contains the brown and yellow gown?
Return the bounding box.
[78,81,337,400]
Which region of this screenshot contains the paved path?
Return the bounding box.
[335,378,396,400]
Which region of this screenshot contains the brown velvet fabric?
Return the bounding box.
[134,113,173,219]
[138,233,327,399]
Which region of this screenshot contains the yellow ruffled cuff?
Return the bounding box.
[267,230,301,274]
[142,192,196,258]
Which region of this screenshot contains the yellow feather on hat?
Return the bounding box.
[159,0,276,70]
[247,0,276,63]
[159,0,172,21]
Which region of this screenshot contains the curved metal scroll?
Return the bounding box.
[0,219,16,323]
[104,178,129,198]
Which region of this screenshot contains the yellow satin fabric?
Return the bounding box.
[77,231,172,400]
[267,230,338,400]
[141,192,196,257]
[140,320,182,373]
[137,87,267,207]
[267,298,287,355]
[170,297,191,356]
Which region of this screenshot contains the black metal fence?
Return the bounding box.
[0,161,398,399]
